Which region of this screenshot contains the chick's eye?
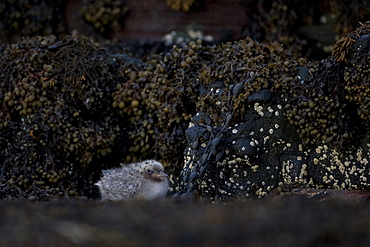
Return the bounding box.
[147,169,154,174]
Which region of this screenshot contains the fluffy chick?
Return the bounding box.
[95,160,169,200]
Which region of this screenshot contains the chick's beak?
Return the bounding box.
[151,171,168,180]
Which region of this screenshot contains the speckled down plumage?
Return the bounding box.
[95,160,169,200]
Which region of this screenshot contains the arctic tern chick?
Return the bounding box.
[95,160,169,200]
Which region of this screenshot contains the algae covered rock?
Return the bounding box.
[0,35,200,199]
[0,35,123,199]
[176,22,370,201]
[2,22,370,201]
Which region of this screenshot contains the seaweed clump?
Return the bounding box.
[80,0,130,35]
[0,34,202,200]
[0,0,65,42]
[247,0,370,60]
[0,35,122,199]
[110,40,202,166]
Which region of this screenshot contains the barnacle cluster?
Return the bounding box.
[177,92,300,201]
[195,38,297,125]
[174,38,302,200]
[80,0,129,34]
[279,22,370,190]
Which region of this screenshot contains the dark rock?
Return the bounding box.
[247,88,272,103]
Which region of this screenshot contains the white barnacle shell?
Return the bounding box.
[254,103,264,116]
